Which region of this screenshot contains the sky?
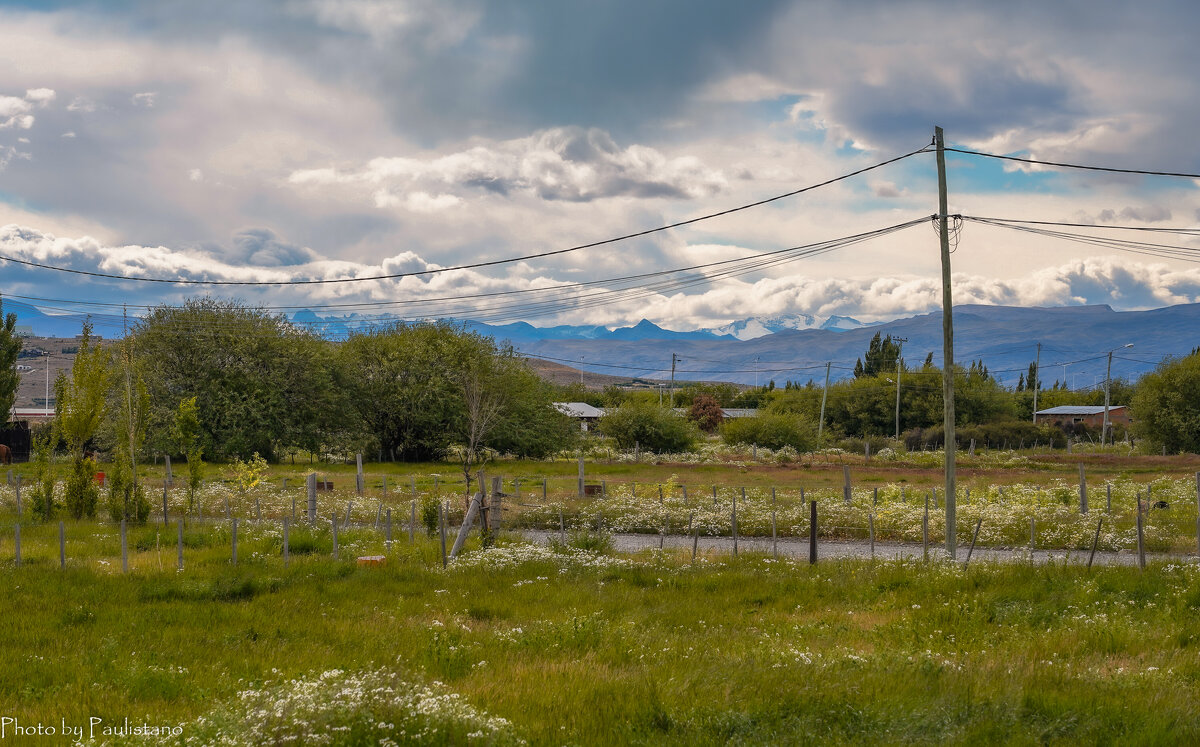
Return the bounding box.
[1,0,1200,334]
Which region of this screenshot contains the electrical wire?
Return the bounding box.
[945,147,1200,179]
[0,146,933,287]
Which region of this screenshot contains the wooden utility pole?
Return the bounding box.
[669,353,680,408]
[818,361,831,441]
[935,126,957,558]
[1032,342,1041,423]
[893,337,907,440]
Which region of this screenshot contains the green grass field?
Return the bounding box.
[2,453,1200,744]
[3,515,1200,744]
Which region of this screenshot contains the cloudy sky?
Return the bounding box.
[1,0,1200,333]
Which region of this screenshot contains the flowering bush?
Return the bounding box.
[179,668,523,746]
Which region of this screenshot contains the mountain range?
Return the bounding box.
[5,298,1195,389]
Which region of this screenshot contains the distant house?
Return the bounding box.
[1034,405,1130,428]
[553,402,605,431]
[720,408,758,419]
[10,407,53,423]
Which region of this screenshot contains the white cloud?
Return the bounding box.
[290,126,728,208]
[0,94,33,128]
[188,168,203,182]
[66,96,96,112]
[61,131,75,138]
[23,88,54,107]
[131,91,156,107]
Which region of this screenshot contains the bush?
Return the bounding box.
[904,421,1066,450]
[64,457,100,519]
[597,402,698,453]
[720,413,818,452]
[687,395,724,433]
[421,495,440,536]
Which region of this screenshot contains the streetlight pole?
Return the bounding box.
[1103,343,1132,446]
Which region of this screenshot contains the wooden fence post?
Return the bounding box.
[162,485,169,527]
[306,473,316,524]
[15,476,21,520]
[963,518,982,569]
[355,454,364,495]
[385,509,392,549]
[1079,463,1088,514]
[255,496,262,523]
[1136,509,1146,570]
[439,501,448,568]
[491,476,502,530]
[449,492,482,560]
[869,513,875,558]
[691,512,699,564]
[771,487,778,559]
[808,501,817,564]
[922,499,929,562]
[331,516,338,560]
[842,466,851,504]
[1106,483,1112,513]
[732,488,741,556]
[1088,518,1103,569]
[165,454,173,486]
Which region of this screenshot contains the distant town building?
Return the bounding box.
[553,402,605,430]
[1034,405,1130,428]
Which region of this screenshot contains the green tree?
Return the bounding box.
[54,321,109,518]
[174,397,205,512]
[29,428,55,522]
[853,332,904,378]
[0,295,22,421]
[1131,352,1200,454]
[133,299,347,461]
[597,401,698,453]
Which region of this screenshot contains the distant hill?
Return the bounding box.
[514,304,1200,388]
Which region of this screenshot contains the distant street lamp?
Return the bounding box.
[1103,343,1133,446]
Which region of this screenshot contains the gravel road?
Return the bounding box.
[519,530,1194,567]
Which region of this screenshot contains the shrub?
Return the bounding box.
[598,402,698,453]
[64,457,100,519]
[720,412,818,452]
[421,495,441,536]
[687,395,724,433]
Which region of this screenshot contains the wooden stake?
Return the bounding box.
[1088,518,1102,569]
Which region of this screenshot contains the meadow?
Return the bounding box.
[1,450,1199,744]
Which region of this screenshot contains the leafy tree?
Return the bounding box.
[174,397,205,512]
[29,428,55,522]
[232,452,269,493]
[54,321,108,518]
[687,394,724,432]
[105,336,151,523]
[0,295,22,420]
[1131,352,1200,454]
[133,299,347,461]
[597,402,698,453]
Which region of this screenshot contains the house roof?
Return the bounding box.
[553,402,605,418]
[721,408,759,418]
[1035,405,1125,416]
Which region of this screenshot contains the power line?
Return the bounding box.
[0,146,932,287]
[945,147,1200,179]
